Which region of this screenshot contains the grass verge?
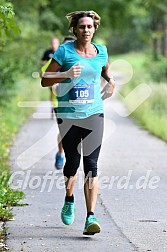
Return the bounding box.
[111,52,167,142]
[0,76,48,222]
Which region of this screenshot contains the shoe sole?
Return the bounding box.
[55,162,64,170]
[61,218,74,225]
[83,222,101,235]
[55,166,63,170]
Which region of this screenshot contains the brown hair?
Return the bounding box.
[66,11,101,36]
[63,35,76,43]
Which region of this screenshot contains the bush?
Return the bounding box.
[144,56,167,82]
[132,84,167,142]
[0,52,18,106]
[0,172,25,221]
[0,76,45,221]
[0,29,60,106]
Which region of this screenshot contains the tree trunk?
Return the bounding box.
[152,38,158,60]
[161,18,167,57]
[151,17,159,60]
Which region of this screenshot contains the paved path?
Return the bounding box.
[7,94,167,252]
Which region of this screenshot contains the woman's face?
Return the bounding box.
[75,17,95,42]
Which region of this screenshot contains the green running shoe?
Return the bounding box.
[61,201,75,225]
[83,215,101,235]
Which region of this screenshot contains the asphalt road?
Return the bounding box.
[6,93,167,252]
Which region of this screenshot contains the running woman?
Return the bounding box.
[41,10,115,235]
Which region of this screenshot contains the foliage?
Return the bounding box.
[0,172,25,221]
[0,177,25,207]
[0,52,18,106]
[142,0,167,58]
[0,28,56,105]
[0,77,46,221]
[144,56,167,82]
[131,83,167,142]
[0,0,20,49]
[118,53,167,142]
[0,224,7,242]
[107,30,146,54]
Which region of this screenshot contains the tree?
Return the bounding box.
[142,0,167,59]
[0,0,20,49]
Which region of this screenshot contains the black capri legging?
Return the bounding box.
[57,113,104,178]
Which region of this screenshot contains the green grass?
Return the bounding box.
[0,224,8,251]
[0,76,47,221]
[110,52,146,70]
[110,52,167,142]
[131,83,167,141]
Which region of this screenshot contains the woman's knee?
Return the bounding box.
[83,157,98,177]
[63,157,80,178]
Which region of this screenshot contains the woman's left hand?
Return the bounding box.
[101,79,115,100]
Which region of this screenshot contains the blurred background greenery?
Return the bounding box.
[0,0,167,222]
[1,0,167,100]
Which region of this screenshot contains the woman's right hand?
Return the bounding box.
[41,61,84,87]
[66,63,84,78]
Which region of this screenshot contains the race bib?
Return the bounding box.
[69,84,94,104]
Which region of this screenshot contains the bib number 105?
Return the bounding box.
[75,90,89,98]
[69,84,94,103]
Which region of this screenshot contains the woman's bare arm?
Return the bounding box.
[101,63,116,100]
[41,59,65,87]
[41,59,84,87]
